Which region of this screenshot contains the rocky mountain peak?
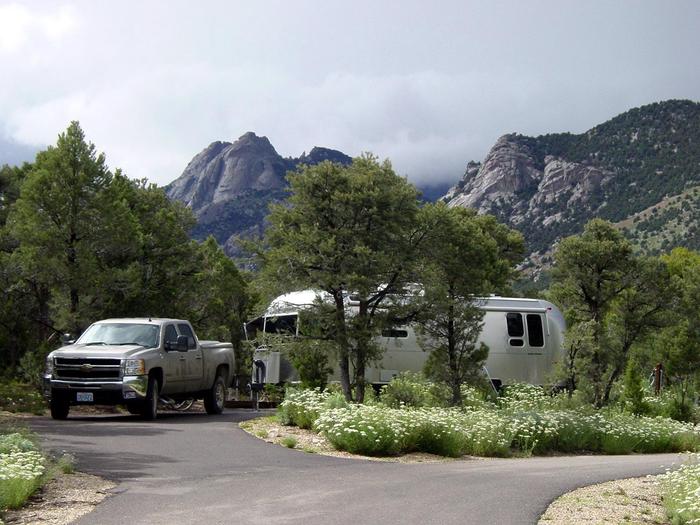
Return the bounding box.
[445,134,540,212]
[165,133,288,213]
[165,133,354,257]
[296,146,352,166]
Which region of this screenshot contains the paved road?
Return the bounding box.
[30,410,683,525]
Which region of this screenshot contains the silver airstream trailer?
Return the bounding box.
[246,290,566,387]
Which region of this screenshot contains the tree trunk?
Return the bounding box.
[602,365,622,406]
[333,291,352,402]
[353,302,369,403]
[447,299,461,406]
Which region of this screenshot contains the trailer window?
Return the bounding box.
[381,328,408,338]
[526,315,544,347]
[264,315,297,335]
[506,313,524,337]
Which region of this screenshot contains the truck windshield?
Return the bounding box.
[77,323,160,348]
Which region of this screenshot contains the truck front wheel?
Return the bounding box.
[50,397,70,420]
[204,375,226,415]
[140,376,159,420]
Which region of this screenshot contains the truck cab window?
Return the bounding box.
[177,323,197,349]
[526,314,544,347]
[506,313,524,337]
[164,324,178,344]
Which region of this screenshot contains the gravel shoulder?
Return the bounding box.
[538,476,668,525]
[2,472,115,525]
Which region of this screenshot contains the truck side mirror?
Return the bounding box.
[61,333,74,345]
[176,335,189,352]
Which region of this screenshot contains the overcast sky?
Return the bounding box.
[1,1,698,187]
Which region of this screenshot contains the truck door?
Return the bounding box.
[178,323,204,392]
[162,323,185,394]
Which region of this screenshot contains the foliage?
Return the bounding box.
[0,122,251,382]
[415,204,524,405]
[0,382,45,415]
[282,387,700,458]
[378,372,450,408]
[260,155,423,402]
[285,339,334,390]
[0,429,45,511]
[278,388,334,429]
[621,359,648,416]
[280,436,297,449]
[659,454,700,525]
[550,219,673,407]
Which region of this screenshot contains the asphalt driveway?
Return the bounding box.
[28,410,683,525]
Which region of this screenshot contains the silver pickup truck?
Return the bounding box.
[43,318,235,420]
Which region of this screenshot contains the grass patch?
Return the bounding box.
[281,436,298,449]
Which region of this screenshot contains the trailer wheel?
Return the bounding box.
[140,376,159,420]
[204,375,226,415]
[50,397,70,420]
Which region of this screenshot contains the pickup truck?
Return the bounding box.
[43,318,235,420]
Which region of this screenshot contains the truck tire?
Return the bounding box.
[50,397,70,420]
[141,376,159,420]
[204,375,226,415]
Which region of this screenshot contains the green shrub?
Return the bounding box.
[379,372,449,408]
[621,360,649,416]
[281,436,297,449]
[285,339,334,390]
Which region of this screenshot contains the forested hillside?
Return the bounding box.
[445,100,700,264]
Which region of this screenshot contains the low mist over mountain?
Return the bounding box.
[165,132,352,256]
[444,99,700,273]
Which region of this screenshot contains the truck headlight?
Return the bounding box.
[45,356,54,375]
[124,359,145,375]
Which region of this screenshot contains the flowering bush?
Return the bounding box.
[280,384,700,458]
[277,388,347,429]
[0,437,46,510]
[659,454,700,524]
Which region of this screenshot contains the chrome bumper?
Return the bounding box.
[43,375,148,400]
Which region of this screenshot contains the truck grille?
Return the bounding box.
[53,358,122,381]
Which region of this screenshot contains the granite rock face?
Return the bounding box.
[166,132,289,213]
[165,133,352,257]
[444,134,613,272]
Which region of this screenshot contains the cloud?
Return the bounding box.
[1,2,698,188]
[0,3,77,54]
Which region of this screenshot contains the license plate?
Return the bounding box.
[76,392,94,402]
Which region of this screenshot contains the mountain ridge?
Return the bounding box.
[444,99,700,271]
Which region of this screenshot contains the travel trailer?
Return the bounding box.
[246,290,566,388]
